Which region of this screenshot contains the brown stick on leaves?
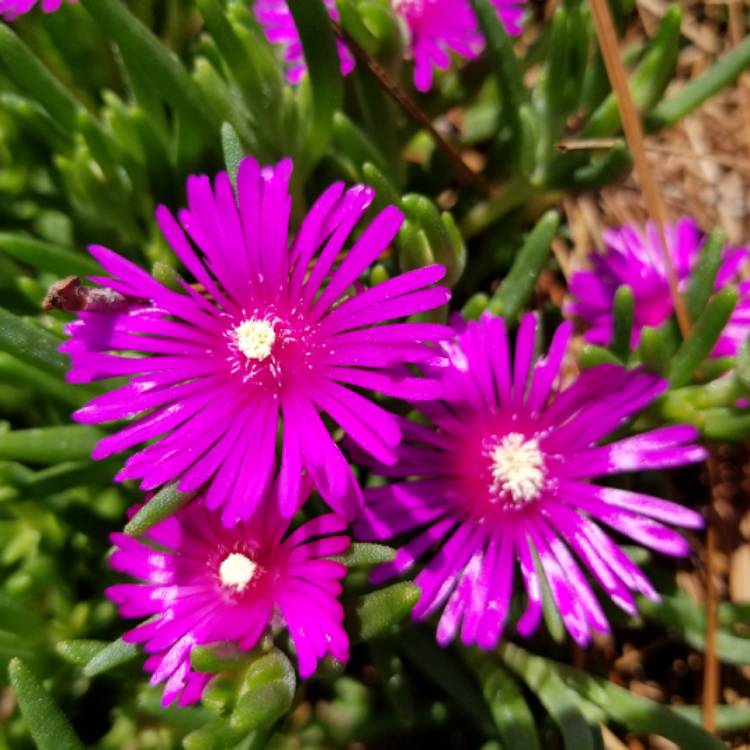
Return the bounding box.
[330,20,494,197]
[703,526,719,733]
[587,0,691,338]
[586,0,724,732]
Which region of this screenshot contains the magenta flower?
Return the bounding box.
[354,313,706,649]
[394,0,526,92]
[63,156,450,525]
[254,0,355,84]
[107,493,350,706]
[567,217,750,357]
[0,0,71,19]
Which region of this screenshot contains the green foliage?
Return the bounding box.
[345,582,421,642]
[1,0,750,748]
[9,659,85,750]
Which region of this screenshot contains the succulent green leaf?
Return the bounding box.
[56,639,107,667]
[535,6,570,165]
[737,338,750,391]
[400,629,493,729]
[501,644,724,750]
[369,641,416,726]
[461,178,533,238]
[673,704,750,733]
[0,92,72,151]
[611,285,634,360]
[583,5,681,137]
[570,142,633,189]
[345,582,420,642]
[580,344,623,368]
[703,408,750,440]
[334,543,396,566]
[183,718,249,750]
[474,660,542,750]
[638,322,678,376]
[333,111,389,174]
[83,638,139,677]
[501,644,596,750]
[684,228,725,321]
[403,195,465,287]
[287,0,343,168]
[230,679,294,733]
[0,353,88,409]
[489,210,559,323]
[9,658,85,750]
[124,482,196,536]
[362,162,402,210]
[0,307,68,376]
[221,122,243,187]
[669,287,737,388]
[80,0,217,138]
[462,292,490,320]
[470,0,524,168]
[398,220,435,271]
[0,426,103,464]
[648,33,750,130]
[0,233,100,277]
[191,643,260,674]
[639,593,750,666]
[0,25,80,132]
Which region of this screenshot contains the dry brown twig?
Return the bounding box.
[557,137,750,176]
[587,0,691,337]
[585,0,726,735]
[329,19,495,196]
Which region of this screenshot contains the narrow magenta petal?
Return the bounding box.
[354,313,706,652]
[108,497,349,704]
[63,156,448,521]
[567,217,750,357]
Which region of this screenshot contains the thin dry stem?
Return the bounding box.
[587,0,692,339]
[558,138,750,175]
[702,450,723,734]
[330,20,494,196]
[703,523,720,732]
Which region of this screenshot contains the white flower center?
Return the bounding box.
[219,552,257,592]
[489,433,546,504]
[233,318,276,361]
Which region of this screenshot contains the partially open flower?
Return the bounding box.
[567,217,750,356]
[63,156,450,525]
[393,0,526,91]
[0,0,71,20]
[253,0,355,84]
[355,313,706,649]
[108,491,350,706]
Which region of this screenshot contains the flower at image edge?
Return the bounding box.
[567,217,750,357]
[254,0,355,84]
[0,0,71,20]
[393,0,527,92]
[107,489,350,706]
[62,156,451,526]
[355,313,707,649]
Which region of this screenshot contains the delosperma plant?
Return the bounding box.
[2,0,750,748]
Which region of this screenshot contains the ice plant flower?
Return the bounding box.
[63,156,450,525]
[254,0,354,84]
[0,0,71,20]
[567,217,750,356]
[107,491,350,706]
[354,313,707,649]
[393,0,526,92]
